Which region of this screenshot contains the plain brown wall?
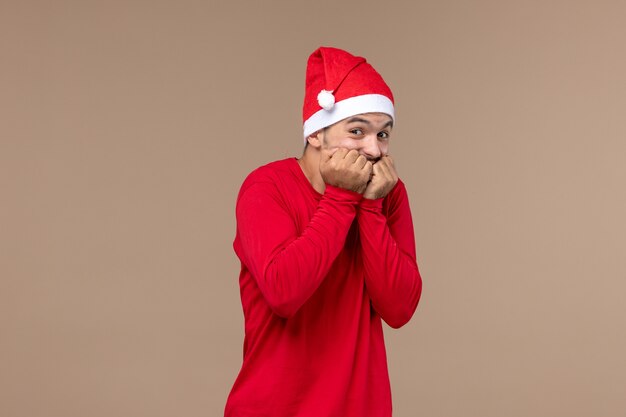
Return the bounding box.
[2,1,625,416]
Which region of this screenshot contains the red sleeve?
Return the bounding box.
[357,179,423,328]
[236,181,362,318]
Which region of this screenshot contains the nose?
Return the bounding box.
[360,134,382,161]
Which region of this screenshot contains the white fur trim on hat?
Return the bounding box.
[303,93,395,140]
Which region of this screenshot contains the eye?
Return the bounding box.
[349,128,364,136]
[378,131,390,140]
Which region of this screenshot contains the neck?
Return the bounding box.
[297,146,325,194]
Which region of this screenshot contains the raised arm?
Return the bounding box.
[358,157,423,328]
[236,182,361,319]
[235,150,372,318]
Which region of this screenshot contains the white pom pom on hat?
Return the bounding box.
[302,46,395,141]
[317,90,335,111]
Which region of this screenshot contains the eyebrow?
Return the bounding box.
[345,117,394,129]
[346,117,371,125]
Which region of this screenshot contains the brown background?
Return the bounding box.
[1,1,625,416]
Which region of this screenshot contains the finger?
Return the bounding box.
[377,155,390,168]
[354,154,368,169]
[368,161,380,180]
[364,160,374,177]
[344,149,359,162]
[373,161,393,185]
[380,156,397,178]
[373,160,384,174]
[332,148,349,160]
[385,155,398,180]
[376,158,390,174]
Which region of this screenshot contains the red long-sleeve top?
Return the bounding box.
[224,158,422,417]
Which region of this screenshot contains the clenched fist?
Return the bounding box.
[363,155,398,200]
[320,148,373,194]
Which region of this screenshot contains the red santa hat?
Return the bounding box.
[302,46,395,140]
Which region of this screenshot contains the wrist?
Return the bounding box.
[324,183,364,202]
[359,195,384,210]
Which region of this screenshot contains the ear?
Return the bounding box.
[306,129,323,149]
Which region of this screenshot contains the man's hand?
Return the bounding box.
[363,155,398,200]
[320,148,373,194]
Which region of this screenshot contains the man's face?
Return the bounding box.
[318,112,393,162]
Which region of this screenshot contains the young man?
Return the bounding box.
[224,46,423,417]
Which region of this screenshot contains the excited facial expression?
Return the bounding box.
[314,112,393,162]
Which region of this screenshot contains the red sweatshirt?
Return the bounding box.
[224,158,422,417]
